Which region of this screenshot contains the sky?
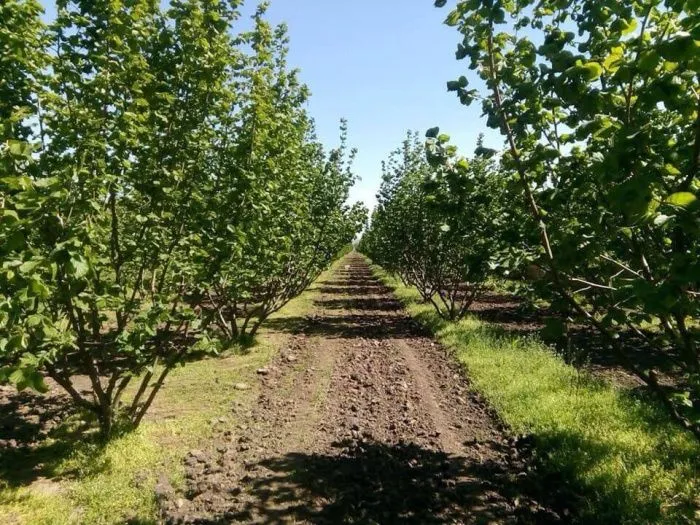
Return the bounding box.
[40,0,502,212]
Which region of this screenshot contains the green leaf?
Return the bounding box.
[579,61,603,81]
[445,10,460,26]
[665,192,697,209]
[28,278,50,299]
[637,50,659,72]
[602,45,624,73]
[619,18,637,36]
[1,176,32,190]
[19,260,40,274]
[7,140,33,158]
[66,256,89,278]
[663,164,682,176]
[9,367,48,393]
[4,231,26,252]
[2,210,20,224]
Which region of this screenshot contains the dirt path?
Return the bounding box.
[161,254,565,524]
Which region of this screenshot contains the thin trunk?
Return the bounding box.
[129,357,158,415]
[112,376,132,409]
[132,363,175,428]
[46,365,96,413]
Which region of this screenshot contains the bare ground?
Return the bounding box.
[160,254,571,524]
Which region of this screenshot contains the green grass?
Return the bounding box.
[371,263,700,525]
[0,347,276,525]
[0,263,336,525]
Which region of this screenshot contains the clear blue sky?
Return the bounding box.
[40,1,501,211]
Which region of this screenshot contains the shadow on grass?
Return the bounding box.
[218,440,565,524]
[405,281,685,388]
[531,427,700,524]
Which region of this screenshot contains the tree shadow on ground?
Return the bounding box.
[321,278,381,287]
[0,390,72,446]
[0,389,107,488]
[265,274,430,339]
[315,297,403,312]
[225,440,566,525]
[529,427,700,524]
[264,313,431,340]
[317,284,389,296]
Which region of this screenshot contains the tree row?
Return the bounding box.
[0,0,366,437]
[363,0,698,438]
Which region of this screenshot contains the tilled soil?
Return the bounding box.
[160,254,568,524]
